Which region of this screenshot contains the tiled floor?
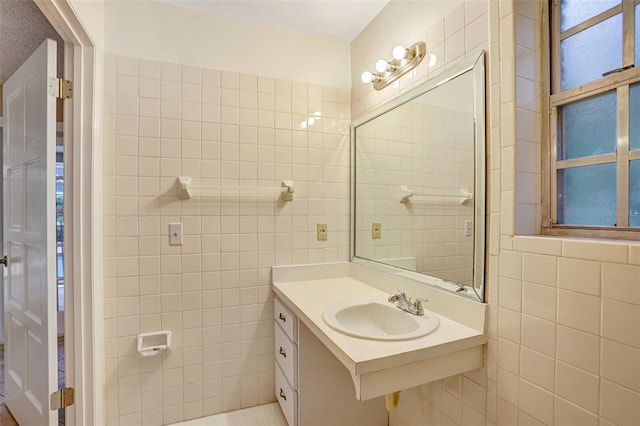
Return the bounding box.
[0,339,66,426]
[172,403,288,426]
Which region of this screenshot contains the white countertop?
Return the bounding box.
[272,272,486,378]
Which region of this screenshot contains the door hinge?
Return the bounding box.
[48,77,73,99]
[50,387,74,410]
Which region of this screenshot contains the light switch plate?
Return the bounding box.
[372,222,382,239]
[169,223,183,245]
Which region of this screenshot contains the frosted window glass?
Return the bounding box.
[560,0,620,31]
[557,163,616,226]
[630,161,640,226]
[561,14,622,90]
[631,83,640,151]
[560,91,616,160]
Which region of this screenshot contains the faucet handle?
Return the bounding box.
[414,297,428,306]
[388,288,406,303]
[413,297,428,315]
[394,288,407,297]
[388,288,401,302]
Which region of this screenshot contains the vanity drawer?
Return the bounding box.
[274,298,297,341]
[274,323,297,388]
[275,363,298,426]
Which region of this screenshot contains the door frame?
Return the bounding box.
[32,1,102,424]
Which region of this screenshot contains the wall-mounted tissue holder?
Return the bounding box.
[176,177,295,201]
[137,331,172,357]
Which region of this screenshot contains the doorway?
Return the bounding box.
[1,0,100,422]
[0,0,67,424]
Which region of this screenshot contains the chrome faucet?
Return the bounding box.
[388,289,428,316]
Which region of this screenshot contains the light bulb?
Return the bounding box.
[308,117,316,125]
[361,71,373,83]
[375,59,388,73]
[300,121,307,129]
[392,45,406,60]
[313,111,322,117]
[428,54,437,67]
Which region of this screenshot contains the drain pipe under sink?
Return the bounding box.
[385,391,401,412]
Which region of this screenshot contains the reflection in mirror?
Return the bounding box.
[352,52,486,302]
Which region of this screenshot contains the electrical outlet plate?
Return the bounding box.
[317,223,328,241]
[169,223,183,245]
[464,220,473,237]
[372,222,382,239]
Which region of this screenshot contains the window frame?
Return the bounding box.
[545,0,640,239]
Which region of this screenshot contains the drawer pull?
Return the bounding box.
[279,347,287,358]
[279,388,287,401]
[278,313,286,322]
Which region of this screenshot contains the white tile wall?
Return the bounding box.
[103,55,350,425]
[496,1,640,425]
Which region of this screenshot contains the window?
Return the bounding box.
[548,0,640,237]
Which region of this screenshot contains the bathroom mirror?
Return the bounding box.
[352,52,486,302]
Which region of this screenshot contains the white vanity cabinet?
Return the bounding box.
[274,298,298,426]
[274,297,387,426]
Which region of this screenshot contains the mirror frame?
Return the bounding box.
[350,51,486,302]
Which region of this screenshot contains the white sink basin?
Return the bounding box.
[322,301,440,341]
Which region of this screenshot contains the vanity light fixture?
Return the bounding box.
[361,41,427,90]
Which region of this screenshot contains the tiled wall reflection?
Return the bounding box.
[355,103,474,284]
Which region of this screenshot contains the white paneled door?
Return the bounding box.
[2,38,58,425]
